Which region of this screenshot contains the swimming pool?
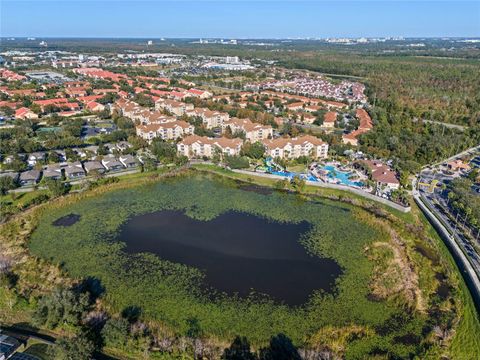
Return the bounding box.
[322,165,363,187]
[264,158,363,186]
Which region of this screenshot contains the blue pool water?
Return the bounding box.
[322,165,363,187]
[264,158,362,187]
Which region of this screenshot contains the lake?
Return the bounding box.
[118,209,342,306]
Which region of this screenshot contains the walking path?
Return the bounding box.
[232,169,411,213]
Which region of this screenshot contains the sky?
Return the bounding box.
[1,1,479,39]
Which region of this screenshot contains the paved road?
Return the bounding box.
[413,186,480,311]
[0,325,118,360]
[420,190,480,275]
[424,144,480,169]
[413,117,467,131]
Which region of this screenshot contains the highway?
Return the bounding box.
[413,146,480,311]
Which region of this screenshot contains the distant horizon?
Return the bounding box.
[2,1,479,39]
[2,36,480,40]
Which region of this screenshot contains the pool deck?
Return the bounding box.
[232,169,411,213]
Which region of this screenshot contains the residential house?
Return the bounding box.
[19,170,41,186]
[301,113,316,125]
[342,130,365,146]
[323,111,337,128]
[116,141,133,152]
[262,135,329,159]
[15,107,38,120]
[305,105,321,113]
[186,89,212,99]
[34,98,80,112]
[342,109,373,146]
[83,160,105,174]
[356,108,373,130]
[27,152,46,167]
[101,155,125,172]
[82,145,99,159]
[286,102,304,112]
[119,154,139,169]
[64,162,86,179]
[0,172,19,184]
[86,101,105,112]
[65,87,88,98]
[42,164,63,180]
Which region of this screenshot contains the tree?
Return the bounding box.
[259,334,301,360]
[33,287,90,329]
[102,317,130,348]
[186,317,203,360]
[97,144,108,156]
[49,334,95,360]
[142,157,157,172]
[48,150,61,164]
[241,142,265,160]
[224,155,250,169]
[29,103,41,114]
[290,176,306,192]
[65,148,80,162]
[150,139,177,163]
[45,178,70,198]
[274,179,289,191]
[133,93,154,108]
[0,106,14,117]
[114,116,134,130]
[0,176,17,195]
[222,336,257,360]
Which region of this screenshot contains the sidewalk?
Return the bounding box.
[232,169,411,213]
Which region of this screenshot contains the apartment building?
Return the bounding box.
[177,135,243,158]
[186,108,229,129]
[155,99,194,116]
[262,135,329,159]
[222,117,273,143]
[136,120,194,141]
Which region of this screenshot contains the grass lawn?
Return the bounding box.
[286,164,307,173]
[192,163,415,222]
[1,190,49,207]
[23,342,53,360]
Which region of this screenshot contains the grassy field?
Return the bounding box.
[20,169,472,358]
[23,342,53,360]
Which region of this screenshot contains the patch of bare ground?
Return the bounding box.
[0,213,71,297]
[306,325,374,359]
[360,212,425,311]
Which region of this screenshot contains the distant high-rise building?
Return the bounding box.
[225,56,239,64]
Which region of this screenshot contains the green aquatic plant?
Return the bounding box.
[27,172,466,357]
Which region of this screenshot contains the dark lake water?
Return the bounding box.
[52,213,81,227]
[118,210,342,305]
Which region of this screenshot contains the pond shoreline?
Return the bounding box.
[2,166,478,358]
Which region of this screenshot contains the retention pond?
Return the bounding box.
[118,210,341,305]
